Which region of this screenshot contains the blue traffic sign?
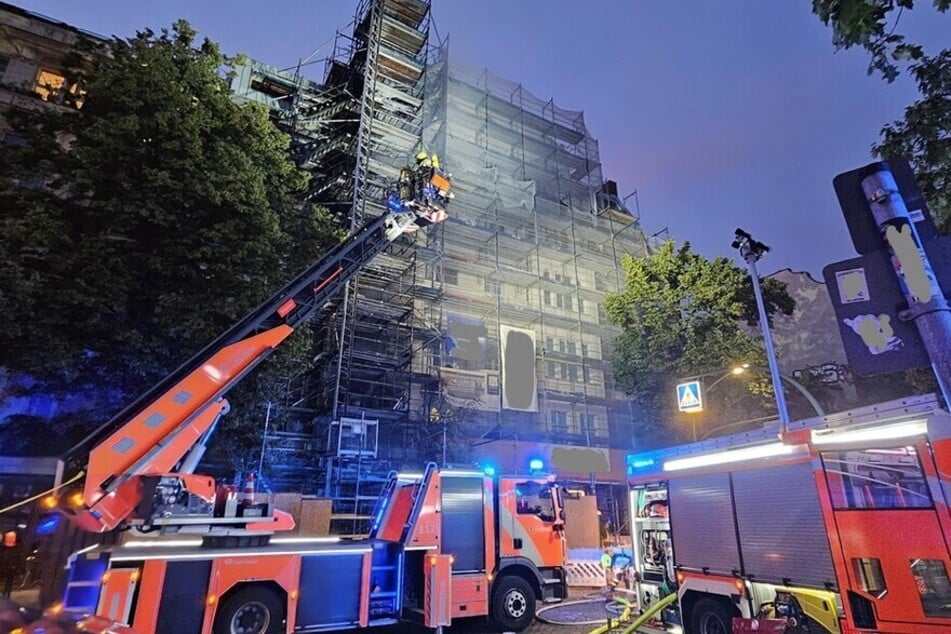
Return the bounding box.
[677,381,703,413]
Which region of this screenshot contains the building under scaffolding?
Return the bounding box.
[231,0,659,535]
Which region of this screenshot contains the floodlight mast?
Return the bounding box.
[731,228,791,428]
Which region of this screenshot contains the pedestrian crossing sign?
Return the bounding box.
[677,381,703,413]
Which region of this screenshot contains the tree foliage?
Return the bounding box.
[0,22,343,456]
[811,0,949,81]
[812,2,949,231]
[872,50,951,232]
[604,241,795,433]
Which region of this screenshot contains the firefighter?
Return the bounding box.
[601,545,616,588]
[414,151,440,203]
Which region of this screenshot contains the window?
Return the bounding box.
[580,413,608,438]
[515,481,555,522]
[549,410,568,432]
[0,56,9,80]
[910,559,951,618]
[35,68,66,101]
[2,133,26,147]
[822,447,933,509]
[852,558,887,598]
[443,268,458,285]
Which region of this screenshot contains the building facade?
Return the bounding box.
[230,0,659,532]
[0,1,98,139]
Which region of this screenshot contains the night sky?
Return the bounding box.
[17,0,951,277]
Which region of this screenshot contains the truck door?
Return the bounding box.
[819,443,951,631]
[499,479,564,569]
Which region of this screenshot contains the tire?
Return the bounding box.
[490,575,536,632]
[690,597,734,634]
[213,585,284,634]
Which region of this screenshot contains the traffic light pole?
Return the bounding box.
[861,165,951,405]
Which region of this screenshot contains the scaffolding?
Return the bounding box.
[232,0,437,535]
[230,0,661,536]
[420,48,658,455]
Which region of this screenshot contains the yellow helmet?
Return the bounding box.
[415,151,429,162]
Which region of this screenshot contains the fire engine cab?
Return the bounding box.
[626,394,951,634]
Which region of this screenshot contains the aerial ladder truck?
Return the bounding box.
[22,170,569,634]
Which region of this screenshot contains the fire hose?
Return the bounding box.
[585,591,678,634]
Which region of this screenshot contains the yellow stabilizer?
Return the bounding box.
[777,586,840,634]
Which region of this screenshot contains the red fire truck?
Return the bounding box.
[62,463,568,634]
[626,394,951,634]
[22,178,569,633]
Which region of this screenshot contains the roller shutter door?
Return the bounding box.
[669,473,741,576]
[732,463,837,589]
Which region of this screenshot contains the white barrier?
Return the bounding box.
[564,560,607,587]
[565,548,607,587]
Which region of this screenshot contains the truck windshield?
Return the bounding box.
[515,481,556,522]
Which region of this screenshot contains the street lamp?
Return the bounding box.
[730,364,825,418]
[683,362,826,441]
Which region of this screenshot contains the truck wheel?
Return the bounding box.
[491,575,536,632]
[691,597,734,634]
[213,585,284,634]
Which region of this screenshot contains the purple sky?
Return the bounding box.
[18,1,950,277]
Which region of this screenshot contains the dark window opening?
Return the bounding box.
[911,559,951,618]
[852,557,887,598]
[250,77,294,98]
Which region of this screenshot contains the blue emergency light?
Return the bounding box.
[528,458,544,472]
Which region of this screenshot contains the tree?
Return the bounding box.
[604,241,795,439]
[812,1,950,231]
[0,22,343,457]
[873,50,950,233]
[811,0,949,82]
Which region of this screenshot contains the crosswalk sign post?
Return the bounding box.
[676,381,703,414]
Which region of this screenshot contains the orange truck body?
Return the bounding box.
[626,394,951,634]
[59,465,568,633]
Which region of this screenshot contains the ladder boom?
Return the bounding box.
[59,208,440,532]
